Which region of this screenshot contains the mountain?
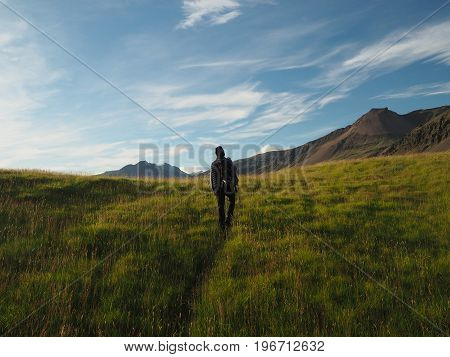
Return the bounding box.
[233,106,449,175]
[101,161,189,178]
[382,107,449,154]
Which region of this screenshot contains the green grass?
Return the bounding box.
[0,152,448,336]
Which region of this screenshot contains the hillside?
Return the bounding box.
[0,152,448,336]
[101,161,189,178]
[383,108,450,154]
[234,106,449,175]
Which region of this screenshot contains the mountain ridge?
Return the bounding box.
[101,161,189,178]
[232,105,449,175]
[100,105,449,178]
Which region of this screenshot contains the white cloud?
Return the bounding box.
[373,81,450,100]
[294,18,450,118]
[268,44,353,71]
[218,91,312,140]
[177,23,341,72]
[130,80,315,141]
[133,82,265,127]
[259,144,285,153]
[178,58,264,69]
[312,19,450,91]
[177,0,241,29]
[317,93,347,108]
[210,9,241,24]
[176,0,275,29]
[343,20,450,69]
[170,84,264,109]
[180,165,205,174]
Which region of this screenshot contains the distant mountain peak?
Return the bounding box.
[368,107,389,112]
[100,161,189,178]
[351,107,422,137]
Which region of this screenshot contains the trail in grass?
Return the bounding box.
[188,178,318,336]
[181,226,229,335]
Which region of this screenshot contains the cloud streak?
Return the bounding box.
[373,81,450,100]
[133,83,265,126]
[129,80,315,140]
[312,19,450,91]
[177,0,241,29]
[176,0,275,29]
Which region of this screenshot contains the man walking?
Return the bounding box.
[210,146,239,231]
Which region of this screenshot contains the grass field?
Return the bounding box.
[0,152,448,336]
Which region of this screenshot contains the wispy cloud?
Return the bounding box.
[317,93,347,108]
[130,80,314,140]
[218,91,313,140]
[312,19,450,91]
[132,82,265,126]
[177,0,241,29]
[373,81,450,100]
[210,9,241,24]
[177,52,327,72]
[258,144,285,153]
[177,21,337,71]
[178,58,264,69]
[176,0,275,29]
[343,20,450,69]
[293,18,450,116]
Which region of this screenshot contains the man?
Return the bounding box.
[210,146,239,231]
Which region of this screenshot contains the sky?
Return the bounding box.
[0,0,449,174]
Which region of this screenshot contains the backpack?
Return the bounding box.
[218,157,238,194]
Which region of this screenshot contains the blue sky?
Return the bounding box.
[0,0,449,173]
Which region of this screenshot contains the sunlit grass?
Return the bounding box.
[0,152,448,336]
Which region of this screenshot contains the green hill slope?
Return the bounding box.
[0,152,448,336]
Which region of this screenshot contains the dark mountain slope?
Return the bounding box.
[383,107,449,155]
[234,106,449,175]
[303,107,430,164]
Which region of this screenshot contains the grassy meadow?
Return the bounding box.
[0,152,448,336]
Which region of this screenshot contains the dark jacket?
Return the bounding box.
[210,157,239,194]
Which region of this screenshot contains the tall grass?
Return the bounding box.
[0,152,448,336]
